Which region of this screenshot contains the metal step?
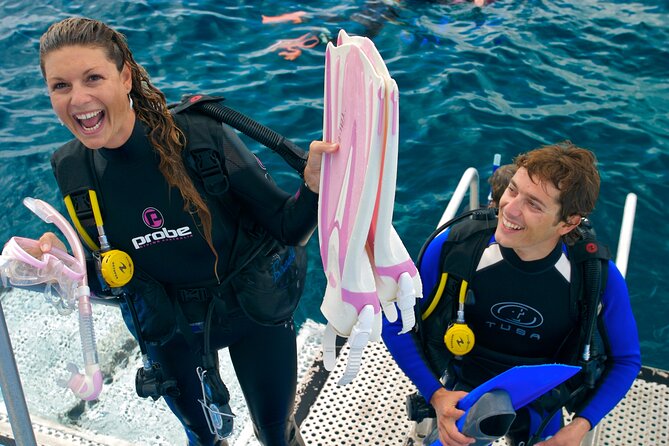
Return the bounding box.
[0,410,134,446]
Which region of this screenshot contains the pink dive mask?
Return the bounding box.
[0,236,84,314]
[0,197,102,401]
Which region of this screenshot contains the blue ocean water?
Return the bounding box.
[0,0,667,383]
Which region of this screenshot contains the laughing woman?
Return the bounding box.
[37,17,335,446]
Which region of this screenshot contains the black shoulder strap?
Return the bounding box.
[415,212,496,377]
[172,109,231,199]
[51,140,103,250]
[173,103,272,277]
[440,217,497,281]
[567,223,611,362]
[419,214,496,322]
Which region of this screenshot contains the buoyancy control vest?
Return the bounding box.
[50,96,308,336]
[416,209,611,415]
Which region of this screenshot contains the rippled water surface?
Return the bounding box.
[0,0,668,440]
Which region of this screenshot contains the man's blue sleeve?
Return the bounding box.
[577,260,641,427]
[382,229,450,403]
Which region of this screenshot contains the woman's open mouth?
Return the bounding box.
[74,110,105,133]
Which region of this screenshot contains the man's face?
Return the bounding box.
[495,167,576,261]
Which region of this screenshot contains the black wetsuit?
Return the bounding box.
[54,117,317,446]
[383,224,641,440]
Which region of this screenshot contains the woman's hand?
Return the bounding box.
[303,141,338,193]
[23,232,67,258]
[431,388,475,446]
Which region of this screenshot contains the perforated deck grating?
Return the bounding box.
[298,341,669,446]
[299,341,416,446]
[1,335,666,445]
[592,368,669,445]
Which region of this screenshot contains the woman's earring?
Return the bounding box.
[129,94,134,110]
[58,119,64,126]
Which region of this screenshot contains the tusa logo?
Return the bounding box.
[132,226,192,249]
[490,302,543,328]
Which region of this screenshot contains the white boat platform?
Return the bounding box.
[1,334,668,446]
[295,340,669,446]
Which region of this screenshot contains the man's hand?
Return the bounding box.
[536,417,591,446]
[431,388,475,445]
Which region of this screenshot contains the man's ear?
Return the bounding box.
[558,215,582,236]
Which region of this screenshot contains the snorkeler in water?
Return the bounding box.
[262,0,494,60]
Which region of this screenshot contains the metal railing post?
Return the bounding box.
[437,167,480,228]
[0,298,37,445]
[615,193,637,279]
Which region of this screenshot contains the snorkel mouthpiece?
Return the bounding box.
[8,197,104,400]
[63,363,103,401]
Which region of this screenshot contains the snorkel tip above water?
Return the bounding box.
[2,197,103,400]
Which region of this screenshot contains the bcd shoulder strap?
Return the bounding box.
[51,140,102,251]
[565,222,611,337]
[172,107,232,200]
[416,213,496,377]
[171,102,270,259]
[564,225,611,381]
[420,215,497,322]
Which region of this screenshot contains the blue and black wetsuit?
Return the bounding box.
[382,224,641,440]
[52,116,316,446]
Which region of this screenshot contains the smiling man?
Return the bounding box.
[383,141,641,446]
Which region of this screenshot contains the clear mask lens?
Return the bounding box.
[6,257,47,286]
[1,237,83,313]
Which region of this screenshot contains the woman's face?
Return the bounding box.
[42,45,134,149]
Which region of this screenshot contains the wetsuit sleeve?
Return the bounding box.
[576,260,641,427]
[382,229,452,403]
[419,228,451,294]
[218,124,317,245]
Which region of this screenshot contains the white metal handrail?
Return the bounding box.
[615,193,637,278]
[437,167,480,228]
[0,300,37,445]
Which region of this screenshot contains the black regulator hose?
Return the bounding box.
[199,102,308,175]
